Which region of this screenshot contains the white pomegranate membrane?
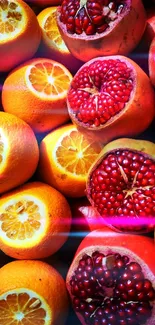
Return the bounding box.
[88,149,155,232]
[60,0,127,35]
[70,251,155,325]
[67,59,133,127]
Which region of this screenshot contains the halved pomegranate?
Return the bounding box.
[87,138,155,233]
[57,0,146,62]
[66,228,155,325]
[67,56,155,143]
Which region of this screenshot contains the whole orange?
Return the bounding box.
[0,112,39,194]
[2,58,72,134]
[0,260,69,325]
[0,0,41,72]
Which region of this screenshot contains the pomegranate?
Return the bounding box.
[87,138,155,233]
[56,0,146,62]
[149,37,155,87]
[143,8,155,47]
[70,197,106,232]
[66,228,155,325]
[67,56,155,143]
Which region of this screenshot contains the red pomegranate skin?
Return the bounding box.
[57,0,146,62]
[144,8,155,47]
[70,197,106,232]
[87,138,155,233]
[67,55,155,143]
[66,228,155,325]
[149,37,155,87]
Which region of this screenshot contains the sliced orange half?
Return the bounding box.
[0,0,41,72]
[0,182,71,259]
[38,124,103,197]
[2,58,72,133]
[0,260,69,325]
[0,288,51,325]
[0,0,25,42]
[38,6,69,53]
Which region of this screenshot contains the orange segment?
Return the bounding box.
[26,61,72,98]
[55,129,101,175]
[0,195,47,247]
[0,0,26,41]
[0,288,51,325]
[43,7,68,52]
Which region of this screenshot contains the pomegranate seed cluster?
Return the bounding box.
[68,59,133,127]
[60,0,126,35]
[89,149,155,231]
[70,252,155,325]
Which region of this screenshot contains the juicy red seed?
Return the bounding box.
[89,149,155,232]
[60,0,125,35]
[71,252,155,325]
[68,59,133,127]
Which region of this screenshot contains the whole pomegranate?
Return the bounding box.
[67,56,155,143]
[87,138,155,233]
[66,228,155,325]
[57,0,146,62]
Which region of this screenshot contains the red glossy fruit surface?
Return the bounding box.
[66,228,155,325]
[149,37,155,86]
[70,197,105,232]
[57,0,146,62]
[87,138,155,233]
[67,55,155,143]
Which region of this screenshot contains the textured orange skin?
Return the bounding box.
[0,260,69,325]
[2,58,72,134]
[57,0,146,62]
[68,56,155,144]
[87,138,155,233]
[66,228,155,325]
[0,182,72,259]
[0,112,39,194]
[0,0,41,72]
[149,38,155,86]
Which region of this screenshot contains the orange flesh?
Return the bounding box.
[28,62,71,95]
[44,10,63,47]
[0,200,41,240]
[56,130,101,175]
[0,291,48,325]
[0,1,23,36]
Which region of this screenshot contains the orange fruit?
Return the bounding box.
[0,259,69,325]
[0,181,71,259]
[0,112,39,195]
[0,0,41,72]
[2,58,73,134]
[37,6,82,73]
[37,123,103,197]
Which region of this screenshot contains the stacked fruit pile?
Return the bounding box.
[0,0,155,325]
